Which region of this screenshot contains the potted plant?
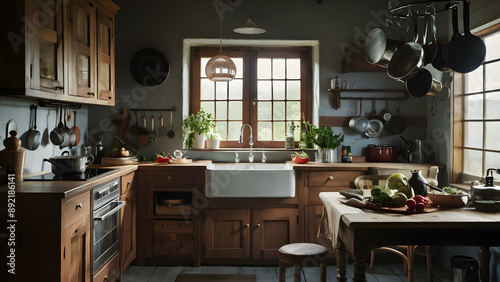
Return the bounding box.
[206,127,221,149]
[313,126,344,163]
[182,109,215,149]
[301,113,316,149]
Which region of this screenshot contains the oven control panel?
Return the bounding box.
[93,178,121,210]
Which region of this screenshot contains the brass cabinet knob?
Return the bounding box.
[243,224,250,229]
[76,203,82,209]
[167,175,173,181]
[162,224,167,229]
[255,224,261,228]
[328,176,334,180]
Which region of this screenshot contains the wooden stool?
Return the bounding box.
[278,243,328,282]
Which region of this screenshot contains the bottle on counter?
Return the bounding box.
[346,146,353,163]
[341,145,348,163]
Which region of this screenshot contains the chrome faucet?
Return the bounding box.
[239,124,254,163]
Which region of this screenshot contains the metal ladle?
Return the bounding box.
[167,111,175,138]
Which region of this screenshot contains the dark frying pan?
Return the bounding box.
[386,101,406,135]
[445,0,486,73]
[431,4,453,72]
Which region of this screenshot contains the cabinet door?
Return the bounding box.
[203,209,250,259]
[120,189,136,273]
[31,0,65,92]
[69,0,96,98]
[62,215,91,282]
[96,8,114,101]
[251,208,298,259]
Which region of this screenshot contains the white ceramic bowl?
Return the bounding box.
[427,193,468,208]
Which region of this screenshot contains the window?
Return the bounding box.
[453,25,500,180]
[191,47,311,148]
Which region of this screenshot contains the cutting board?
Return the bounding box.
[100,157,138,166]
[364,201,439,214]
[169,158,193,164]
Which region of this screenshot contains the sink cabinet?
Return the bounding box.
[203,208,298,260]
[1,0,118,106]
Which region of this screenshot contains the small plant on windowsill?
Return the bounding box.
[300,113,317,149]
[206,126,221,149]
[182,109,215,149]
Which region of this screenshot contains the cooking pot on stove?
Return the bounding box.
[471,168,500,211]
[43,151,94,176]
[367,144,397,162]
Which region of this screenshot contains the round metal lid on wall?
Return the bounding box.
[130,48,169,86]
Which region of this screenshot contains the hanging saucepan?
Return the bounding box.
[348,99,371,134]
[445,0,486,73]
[431,4,453,72]
[26,105,41,150]
[406,68,443,98]
[387,13,425,82]
[386,101,406,134]
[422,6,438,65]
[365,28,404,68]
[365,119,384,138]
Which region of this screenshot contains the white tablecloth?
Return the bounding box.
[318,192,364,248]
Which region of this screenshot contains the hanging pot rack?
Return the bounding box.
[129,107,176,112]
[389,0,462,17]
[327,89,408,110]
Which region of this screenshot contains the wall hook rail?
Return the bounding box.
[327,89,408,109]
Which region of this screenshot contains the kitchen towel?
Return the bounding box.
[318,192,364,248]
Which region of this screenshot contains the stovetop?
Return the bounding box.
[24,168,117,181]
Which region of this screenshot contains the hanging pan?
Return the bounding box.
[445,0,486,73]
[406,68,443,98]
[386,101,406,134]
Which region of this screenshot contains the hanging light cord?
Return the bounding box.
[219,0,223,51]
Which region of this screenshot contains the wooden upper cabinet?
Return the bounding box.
[34,0,65,92]
[0,0,118,106]
[96,9,114,101]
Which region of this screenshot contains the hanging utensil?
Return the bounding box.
[149,113,157,143]
[431,3,453,72]
[50,106,65,145]
[71,111,81,146]
[365,28,404,68]
[445,0,486,73]
[27,105,41,150]
[438,75,453,101]
[129,111,142,136]
[379,99,392,122]
[387,12,425,82]
[137,111,150,146]
[158,112,167,137]
[348,99,371,134]
[405,68,442,98]
[386,100,406,134]
[167,111,175,138]
[422,3,438,65]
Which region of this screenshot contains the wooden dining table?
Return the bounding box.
[319,192,500,282]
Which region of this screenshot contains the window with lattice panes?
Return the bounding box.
[191,47,311,148]
[457,27,500,179]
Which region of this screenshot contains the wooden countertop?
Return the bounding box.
[290,161,444,170]
[0,165,138,198]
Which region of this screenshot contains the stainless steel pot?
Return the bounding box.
[43,151,94,176]
[348,99,370,134]
[365,28,403,68]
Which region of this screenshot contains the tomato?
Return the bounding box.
[416,202,426,211]
[157,155,171,163]
[406,199,416,210]
[413,195,425,204]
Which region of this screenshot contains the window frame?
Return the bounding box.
[451,22,500,183]
[191,46,312,148]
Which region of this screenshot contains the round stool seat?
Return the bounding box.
[279,243,328,256]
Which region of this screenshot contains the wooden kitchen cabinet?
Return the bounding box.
[136,166,205,266]
[1,0,118,106]
[61,190,92,282]
[120,172,136,273]
[203,208,298,260]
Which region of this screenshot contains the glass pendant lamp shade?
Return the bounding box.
[205,50,237,81]
[234,17,266,34]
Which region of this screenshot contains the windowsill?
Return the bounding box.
[186,148,318,152]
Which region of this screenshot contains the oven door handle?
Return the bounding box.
[93,201,126,221]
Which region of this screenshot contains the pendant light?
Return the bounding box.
[205,1,237,81]
[234,0,266,34]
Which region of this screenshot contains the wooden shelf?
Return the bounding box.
[327,89,409,109]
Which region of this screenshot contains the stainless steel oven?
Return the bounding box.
[92,178,125,274]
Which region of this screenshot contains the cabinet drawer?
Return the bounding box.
[308,170,364,187]
[153,235,194,257]
[154,220,193,234]
[62,191,90,225]
[121,172,135,194]
[146,169,197,188]
[93,253,120,282]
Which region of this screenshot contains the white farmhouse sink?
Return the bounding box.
[205,163,295,198]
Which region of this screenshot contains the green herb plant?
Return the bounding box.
[313,126,344,149]
[182,109,215,148]
[206,126,220,140]
[301,113,317,148]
